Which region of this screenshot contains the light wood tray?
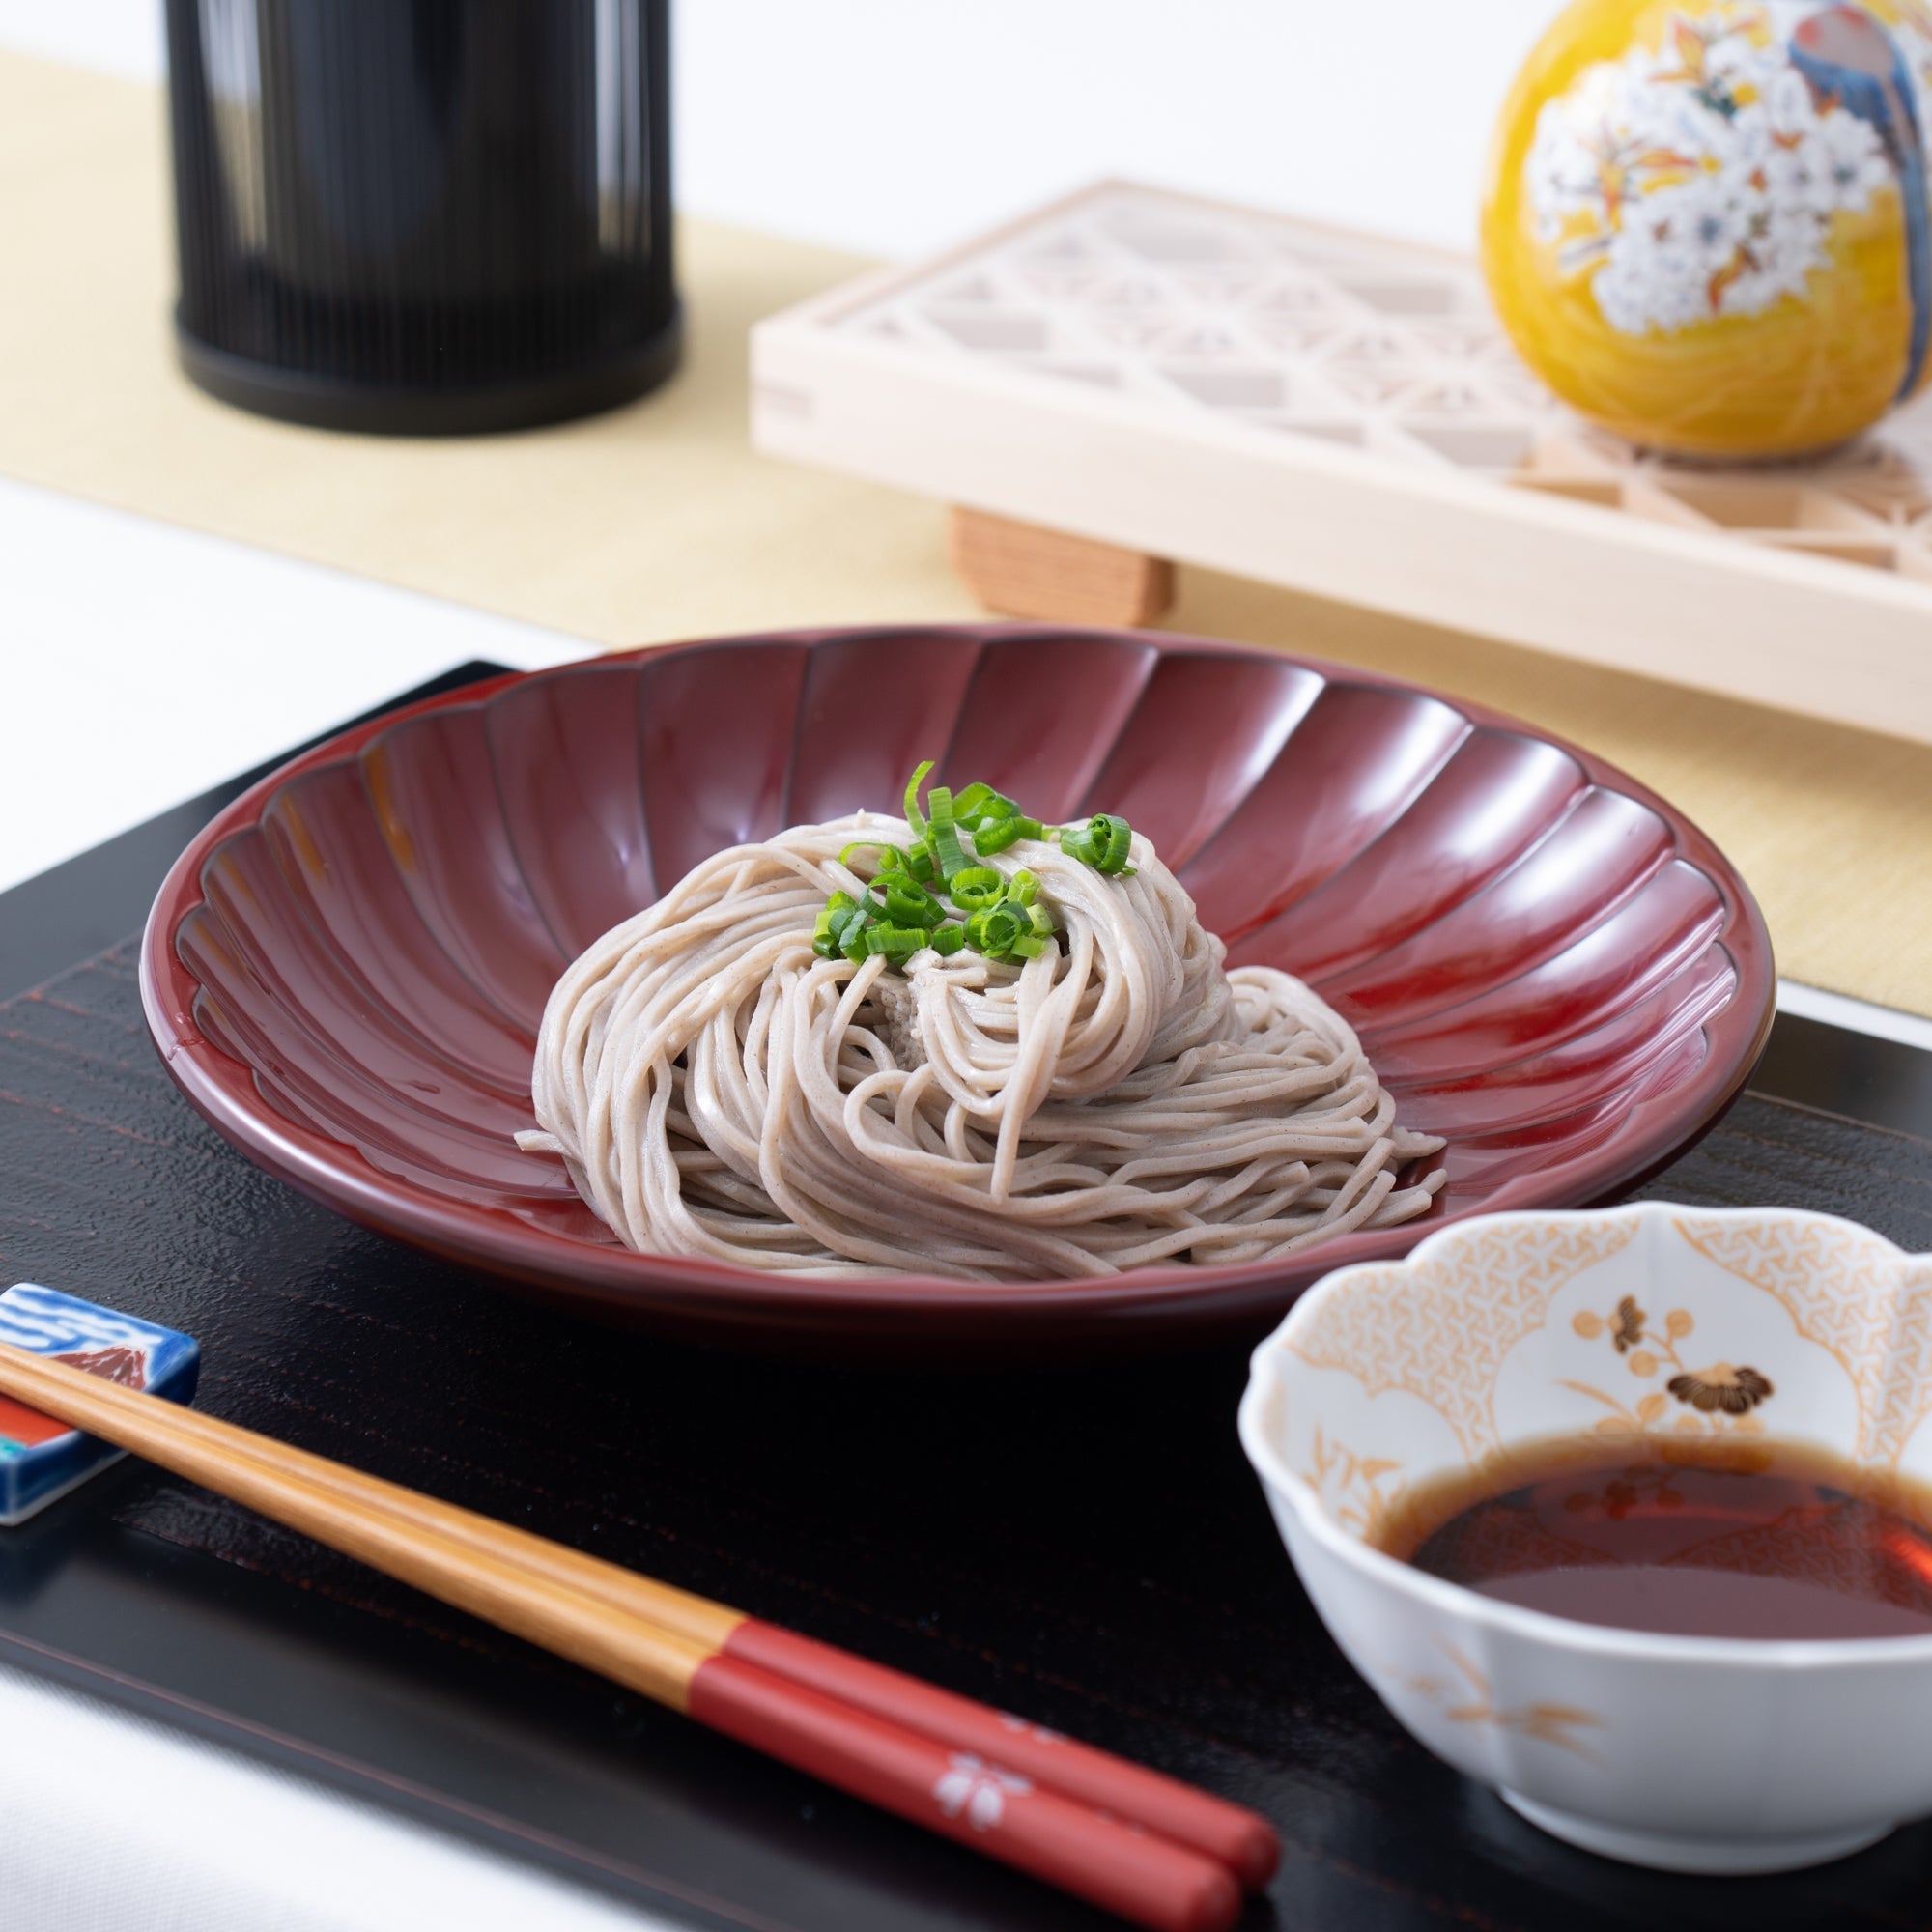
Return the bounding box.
[752,180,1932,747]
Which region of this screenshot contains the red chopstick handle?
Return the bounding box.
[689,1652,1241,1932]
[724,1618,1278,1889]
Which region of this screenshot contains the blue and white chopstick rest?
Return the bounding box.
[0,1286,198,1524]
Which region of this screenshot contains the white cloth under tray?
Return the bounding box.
[0,1662,678,1932]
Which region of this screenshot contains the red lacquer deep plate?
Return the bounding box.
[139,625,1774,1352]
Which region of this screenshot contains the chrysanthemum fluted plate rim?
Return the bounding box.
[137,624,1775,1351]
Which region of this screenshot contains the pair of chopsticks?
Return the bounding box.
[0,1344,1275,1931]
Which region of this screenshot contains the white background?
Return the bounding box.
[0,0,1566,256]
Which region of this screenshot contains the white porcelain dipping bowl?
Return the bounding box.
[1238,1203,1932,1875]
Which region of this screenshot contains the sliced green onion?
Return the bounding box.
[903,760,934,846]
[925,785,969,879]
[1056,820,1095,865]
[875,763,1142,964]
[816,911,864,960]
[838,838,911,873]
[833,889,877,962]
[1061,812,1135,875]
[961,787,1039,857]
[882,878,944,925]
[947,866,1005,913]
[865,923,931,963]
[964,905,1026,957]
[812,893,861,959]
[968,816,1023,855]
[965,785,1020,821]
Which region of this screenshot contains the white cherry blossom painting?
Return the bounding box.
[1527,1,1932,381]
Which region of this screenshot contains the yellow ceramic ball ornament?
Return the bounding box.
[1483,0,1932,457]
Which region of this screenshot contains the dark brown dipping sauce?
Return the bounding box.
[1375,1439,1932,1640]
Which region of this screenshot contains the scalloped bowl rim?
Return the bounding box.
[137,624,1776,1334]
[1237,1203,1932,1670]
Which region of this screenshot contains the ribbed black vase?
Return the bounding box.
[166,0,679,435]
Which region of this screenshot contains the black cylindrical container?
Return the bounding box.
[165,0,678,435]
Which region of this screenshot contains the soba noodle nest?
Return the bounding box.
[517,811,1444,1279]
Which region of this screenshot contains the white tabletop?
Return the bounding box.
[0,1659,678,1932]
[0,479,589,895]
[0,478,687,1929]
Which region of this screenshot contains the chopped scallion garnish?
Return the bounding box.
[963,904,1029,958]
[902,761,934,847]
[946,867,1006,913]
[1059,812,1135,876]
[865,923,932,963]
[925,784,970,880]
[839,838,911,874]
[814,766,1136,972]
[967,815,1023,854]
[882,878,944,926]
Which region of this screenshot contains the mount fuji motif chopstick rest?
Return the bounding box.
[0,1285,199,1524]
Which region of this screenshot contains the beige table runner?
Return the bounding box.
[4,50,1928,1016]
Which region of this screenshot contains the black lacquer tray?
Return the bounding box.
[3,665,1931,1931]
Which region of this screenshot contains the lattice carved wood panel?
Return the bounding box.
[753,183,1932,745]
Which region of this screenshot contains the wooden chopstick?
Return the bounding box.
[3,1360,1274,1887]
[0,1345,1275,1886]
[0,1344,1273,1931]
[0,1344,1274,1887]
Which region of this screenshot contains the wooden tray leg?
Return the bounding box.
[949,508,1175,627]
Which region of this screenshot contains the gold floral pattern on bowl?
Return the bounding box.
[1565,1292,1776,1435]
[1388,1640,1603,1763]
